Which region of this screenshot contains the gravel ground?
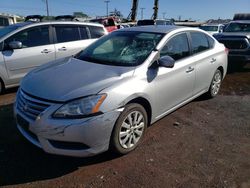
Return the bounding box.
[0,63,250,188]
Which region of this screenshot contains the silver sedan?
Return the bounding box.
[14,26,228,157]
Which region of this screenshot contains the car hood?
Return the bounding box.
[21,57,135,102]
[214,32,250,39]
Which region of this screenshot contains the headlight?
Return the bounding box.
[53,94,107,118]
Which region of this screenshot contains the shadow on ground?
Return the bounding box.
[0,104,117,186]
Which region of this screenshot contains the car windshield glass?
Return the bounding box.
[77,31,163,66]
[224,22,250,32]
[0,25,21,38]
[200,26,218,31]
[137,20,155,26]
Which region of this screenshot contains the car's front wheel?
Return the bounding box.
[110,103,148,155]
[206,69,222,98]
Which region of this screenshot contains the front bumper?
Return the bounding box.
[228,50,250,63]
[14,102,120,157]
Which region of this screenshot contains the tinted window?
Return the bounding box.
[88,26,105,38]
[224,22,250,32]
[5,26,50,48]
[137,20,155,26]
[0,17,9,27]
[190,32,209,54]
[55,26,80,43]
[79,26,89,39]
[200,26,218,31]
[160,33,189,61]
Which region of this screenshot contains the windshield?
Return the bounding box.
[0,25,21,38]
[77,31,163,66]
[200,26,218,31]
[137,20,155,26]
[224,22,250,32]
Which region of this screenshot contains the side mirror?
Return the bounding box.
[8,41,22,49]
[158,55,175,68]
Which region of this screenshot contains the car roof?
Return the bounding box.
[116,25,184,34]
[230,20,250,24]
[10,20,104,28]
[201,24,224,26]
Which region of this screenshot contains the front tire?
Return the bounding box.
[110,103,148,155]
[206,69,222,98]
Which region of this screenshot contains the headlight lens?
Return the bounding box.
[53,94,107,118]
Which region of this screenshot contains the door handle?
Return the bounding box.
[186,66,194,73]
[58,47,67,51]
[41,49,52,54]
[210,58,216,63]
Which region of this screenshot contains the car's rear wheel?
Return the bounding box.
[110,103,148,155]
[206,69,222,98]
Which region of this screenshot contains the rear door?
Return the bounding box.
[189,32,218,95]
[2,25,55,85]
[54,25,94,59]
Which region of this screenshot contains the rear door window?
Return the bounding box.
[190,32,210,54]
[79,26,89,39]
[55,26,81,43]
[88,26,105,39]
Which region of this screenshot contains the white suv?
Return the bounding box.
[0,21,107,93]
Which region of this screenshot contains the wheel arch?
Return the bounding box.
[217,66,224,78]
[126,97,152,127]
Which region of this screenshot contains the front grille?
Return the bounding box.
[219,39,248,50]
[17,90,52,121]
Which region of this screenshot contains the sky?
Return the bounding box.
[1,0,250,21]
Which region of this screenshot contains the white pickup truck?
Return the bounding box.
[0,13,20,28]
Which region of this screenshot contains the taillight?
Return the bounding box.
[225,48,229,55]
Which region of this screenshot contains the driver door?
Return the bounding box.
[2,25,56,85]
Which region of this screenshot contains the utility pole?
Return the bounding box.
[152,0,158,20]
[104,0,110,17]
[140,8,145,20]
[45,0,49,17]
[162,12,166,19]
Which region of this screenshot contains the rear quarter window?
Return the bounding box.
[206,35,215,49]
[88,26,105,39]
[190,32,210,54]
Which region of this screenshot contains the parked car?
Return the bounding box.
[213,20,250,63]
[14,26,228,157]
[155,19,175,25]
[0,13,20,28]
[0,21,107,93]
[137,19,155,26]
[199,24,224,35]
[137,19,175,26]
[89,17,118,32]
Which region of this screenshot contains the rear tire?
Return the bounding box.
[206,69,222,98]
[110,103,148,155]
